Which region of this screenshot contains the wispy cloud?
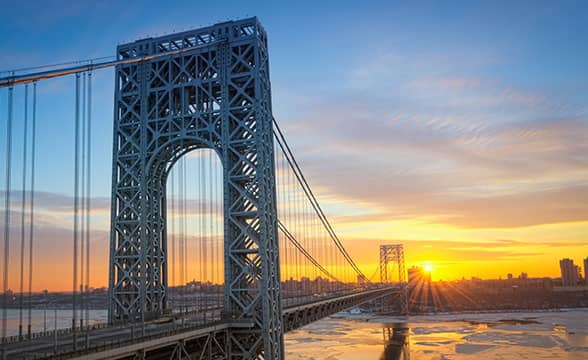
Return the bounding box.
[275,47,588,229]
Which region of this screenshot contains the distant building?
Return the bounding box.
[584,257,588,285]
[560,258,580,286]
[519,272,528,280]
[507,273,513,280]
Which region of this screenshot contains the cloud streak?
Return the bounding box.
[276,48,588,229]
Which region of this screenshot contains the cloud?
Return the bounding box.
[282,101,588,227]
[0,189,225,291]
[274,49,588,229]
[0,190,223,219]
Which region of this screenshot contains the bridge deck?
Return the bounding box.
[2,287,399,360]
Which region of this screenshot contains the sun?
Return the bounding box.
[424,264,433,272]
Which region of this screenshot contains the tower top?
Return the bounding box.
[117,17,266,59]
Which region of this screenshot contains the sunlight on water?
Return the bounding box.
[285,309,588,359]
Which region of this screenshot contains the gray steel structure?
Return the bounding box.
[107,18,283,359]
[379,245,408,315]
[3,288,398,360]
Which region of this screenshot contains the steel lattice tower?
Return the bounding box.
[379,244,408,315]
[107,18,284,358]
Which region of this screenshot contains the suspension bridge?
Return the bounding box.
[0,18,406,359]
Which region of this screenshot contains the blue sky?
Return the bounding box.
[0,0,587,287]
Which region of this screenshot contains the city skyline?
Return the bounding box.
[0,0,587,291]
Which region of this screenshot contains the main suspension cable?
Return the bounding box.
[0,40,228,88]
[272,118,367,280]
[278,220,339,282]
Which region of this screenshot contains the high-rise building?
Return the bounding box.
[560,258,579,286]
[584,257,588,285]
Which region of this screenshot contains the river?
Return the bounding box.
[2,308,587,358]
[284,309,588,359]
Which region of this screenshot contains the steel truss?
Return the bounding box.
[108,18,283,358]
[40,290,398,360]
[282,288,395,332]
[379,245,408,315]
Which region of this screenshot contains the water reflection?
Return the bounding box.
[382,323,410,360]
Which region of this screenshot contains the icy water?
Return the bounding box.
[0,309,107,336]
[2,308,587,358]
[284,309,588,359]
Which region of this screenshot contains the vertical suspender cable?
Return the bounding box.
[183,158,187,312]
[2,86,14,345]
[183,157,189,311]
[177,160,182,311]
[286,158,298,298]
[27,81,37,337]
[79,73,85,329]
[298,189,304,294]
[275,145,282,286]
[178,158,184,311]
[201,154,206,316]
[210,153,214,311]
[308,197,312,287]
[85,71,91,325]
[72,73,80,340]
[202,154,206,313]
[203,152,209,312]
[208,150,213,315]
[170,170,175,306]
[280,150,288,299]
[198,155,203,313]
[296,168,300,294]
[195,151,204,311]
[282,150,287,300]
[329,226,333,292]
[18,85,29,339]
[215,152,221,310]
[295,172,301,297]
[286,160,291,294]
[309,202,315,285]
[304,200,309,285]
[210,152,215,315]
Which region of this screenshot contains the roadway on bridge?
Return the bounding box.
[3,287,399,360]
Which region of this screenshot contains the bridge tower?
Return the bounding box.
[107,18,283,358]
[379,244,408,315]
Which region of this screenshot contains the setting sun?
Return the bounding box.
[424,264,433,272]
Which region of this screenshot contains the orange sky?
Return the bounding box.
[2,192,587,291]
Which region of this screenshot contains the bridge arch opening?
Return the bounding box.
[165,148,224,320]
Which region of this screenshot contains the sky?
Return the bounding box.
[0,0,587,290]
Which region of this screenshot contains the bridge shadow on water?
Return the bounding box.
[381,323,410,360]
